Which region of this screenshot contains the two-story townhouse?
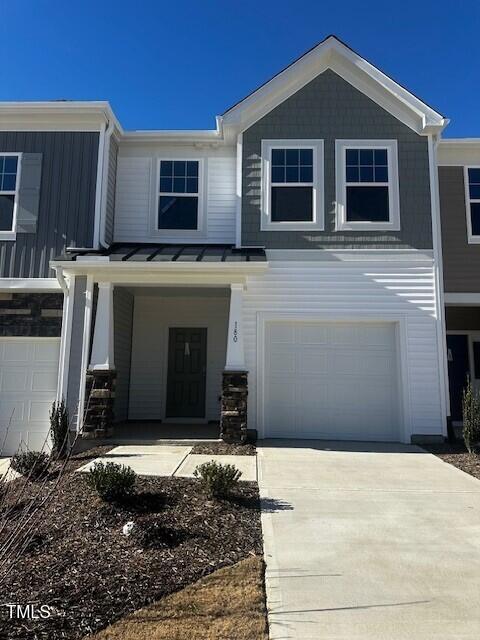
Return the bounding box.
[438,140,480,428]
[47,36,449,448]
[1,36,456,453]
[0,103,119,453]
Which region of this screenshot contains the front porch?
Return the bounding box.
[102,421,221,444]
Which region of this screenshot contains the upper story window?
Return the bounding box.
[466,167,480,244]
[0,154,21,238]
[261,139,324,231]
[158,160,201,231]
[335,140,400,231]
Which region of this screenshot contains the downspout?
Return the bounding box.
[93,122,106,249]
[55,265,68,294]
[99,120,115,248]
[428,132,450,437]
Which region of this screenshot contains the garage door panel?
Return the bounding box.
[32,370,58,392]
[0,339,60,455]
[264,321,399,441]
[4,342,31,362]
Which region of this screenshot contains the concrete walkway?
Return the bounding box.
[257,440,480,640]
[78,445,257,481]
[0,457,19,482]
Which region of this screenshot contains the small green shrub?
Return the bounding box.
[10,451,50,480]
[463,379,480,454]
[86,461,136,501]
[193,460,242,498]
[50,399,70,459]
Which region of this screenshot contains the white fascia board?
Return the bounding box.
[0,278,61,291]
[221,37,446,136]
[0,101,123,134]
[52,260,268,275]
[437,139,480,166]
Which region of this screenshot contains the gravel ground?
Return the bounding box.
[0,448,262,640]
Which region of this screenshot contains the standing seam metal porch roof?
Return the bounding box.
[56,243,267,263]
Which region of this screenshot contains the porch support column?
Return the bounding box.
[90,282,115,370]
[225,283,245,371]
[221,283,248,444]
[84,282,116,438]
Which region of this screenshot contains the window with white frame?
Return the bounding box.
[0,154,20,234]
[261,140,324,230]
[335,140,400,231]
[466,167,480,243]
[158,160,200,230]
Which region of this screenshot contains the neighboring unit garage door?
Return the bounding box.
[264,321,400,441]
[0,338,60,455]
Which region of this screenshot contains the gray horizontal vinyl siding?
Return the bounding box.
[439,166,480,293]
[113,288,133,422]
[0,132,99,278]
[242,69,433,249]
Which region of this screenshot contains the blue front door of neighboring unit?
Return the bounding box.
[447,334,470,422]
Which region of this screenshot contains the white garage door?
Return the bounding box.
[0,338,60,455]
[264,321,400,441]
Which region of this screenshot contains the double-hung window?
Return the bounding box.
[158,160,202,231]
[0,154,21,238]
[335,140,400,231]
[465,167,480,243]
[261,139,324,230]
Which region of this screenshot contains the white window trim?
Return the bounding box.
[261,139,324,231]
[0,152,22,241]
[151,157,206,239]
[464,165,480,245]
[335,140,400,231]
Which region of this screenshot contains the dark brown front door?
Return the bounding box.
[166,328,207,418]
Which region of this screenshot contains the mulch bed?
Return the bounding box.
[191,442,256,456]
[425,441,480,481]
[0,450,262,640]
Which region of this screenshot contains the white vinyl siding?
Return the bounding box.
[114,152,236,244]
[128,294,228,421]
[242,256,443,442]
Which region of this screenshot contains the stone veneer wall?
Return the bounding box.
[0,292,63,336]
[220,371,248,443]
[83,370,116,438]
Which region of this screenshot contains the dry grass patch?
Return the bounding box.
[89,555,268,640]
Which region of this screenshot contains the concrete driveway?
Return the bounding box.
[258,441,480,640]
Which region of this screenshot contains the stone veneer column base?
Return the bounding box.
[220,370,248,443]
[83,369,116,438]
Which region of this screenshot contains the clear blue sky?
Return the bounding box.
[1,0,478,137]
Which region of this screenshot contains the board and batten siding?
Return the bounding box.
[128,294,229,421]
[439,166,480,293]
[113,288,134,422]
[243,256,443,440]
[113,148,236,244]
[0,132,99,278]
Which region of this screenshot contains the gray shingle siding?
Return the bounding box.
[439,165,480,293]
[0,131,99,278]
[241,69,433,249]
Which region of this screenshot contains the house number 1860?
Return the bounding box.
[233,321,238,342]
